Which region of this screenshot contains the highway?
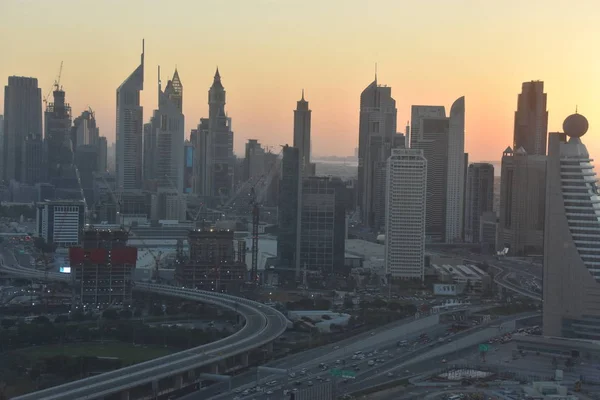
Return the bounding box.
[216,314,535,400]
[195,311,536,400]
[1,260,288,400]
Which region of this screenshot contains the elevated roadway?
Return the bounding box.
[1,264,288,400]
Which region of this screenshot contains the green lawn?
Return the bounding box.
[16,342,174,364]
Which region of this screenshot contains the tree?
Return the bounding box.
[0,319,16,330]
[31,316,51,325]
[102,309,119,320]
[343,297,354,310]
[71,311,85,322]
[54,315,70,324]
[133,308,143,318]
[119,309,132,319]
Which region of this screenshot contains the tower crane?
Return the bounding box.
[247,151,282,283]
[43,61,63,106]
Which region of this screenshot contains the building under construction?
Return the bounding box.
[69,228,137,309]
[176,229,247,292]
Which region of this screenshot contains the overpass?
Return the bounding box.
[1,264,288,400]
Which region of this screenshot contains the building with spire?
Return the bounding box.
[116,41,144,191]
[147,67,185,220]
[357,74,398,231]
[192,68,234,201]
[543,113,600,339]
[145,67,184,191]
[294,90,314,176]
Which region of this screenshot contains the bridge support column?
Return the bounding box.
[188,369,196,380]
[175,375,183,389]
[152,380,159,395]
[210,364,219,374]
[120,390,130,400]
[241,352,249,367]
[264,342,273,353]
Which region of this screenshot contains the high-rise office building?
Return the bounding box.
[24,134,45,185]
[410,98,465,243]
[36,200,86,248]
[151,68,184,191]
[244,139,266,181]
[97,136,107,174]
[0,114,3,179]
[183,141,194,194]
[514,81,548,156]
[277,145,301,271]
[3,76,43,183]
[446,97,466,242]
[464,163,495,243]
[116,42,144,190]
[193,68,234,200]
[357,76,398,230]
[294,90,314,176]
[72,109,98,149]
[299,176,346,278]
[384,148,427,280]
[543,113,600,339]
[497,146,546,255]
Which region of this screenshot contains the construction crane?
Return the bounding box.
[43,61,63,106]
[246,152,282,283]
[94,173,121,224]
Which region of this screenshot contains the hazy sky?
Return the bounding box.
[1,0,599,161]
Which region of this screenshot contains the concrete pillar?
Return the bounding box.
[241,352,249,367]
[210,364,219,374]
[120,391,130,400]
[265,342,273,353]
[175,375,183,389]
[187,369,196,380]
[152,380,159,394]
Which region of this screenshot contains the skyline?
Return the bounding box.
[1,0,599,160]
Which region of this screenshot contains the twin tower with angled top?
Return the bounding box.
[115,41,236,217]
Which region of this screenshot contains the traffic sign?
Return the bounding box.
[478,343,489,352]
[329,369,356,378]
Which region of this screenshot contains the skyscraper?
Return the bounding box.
[3,76,43,183]
[277,145,301,271]
[514,81,548,156]
[464,163,495,243]
[385,148,427,280]
[299,176,346,278]
[543,113,600,339]
[410,106,448,242]
[446,97,466,242]
[154,67,184,191]
[410,97,465,243]
[116,42,144,191]
[497,146,546,255]
[194,68,234,200]
[294,90,313,176]
[357,76,397,230]
[244,139,266,181]
[0,114,4,179]
[72,109,98,149]
[45,87,73,182]
[97,136,108,174]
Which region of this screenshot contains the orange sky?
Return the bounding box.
[1,0,599,161]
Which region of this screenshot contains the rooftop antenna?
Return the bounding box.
[375,62,378,82]
[576,105,579,114]
[141,39,145,65]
